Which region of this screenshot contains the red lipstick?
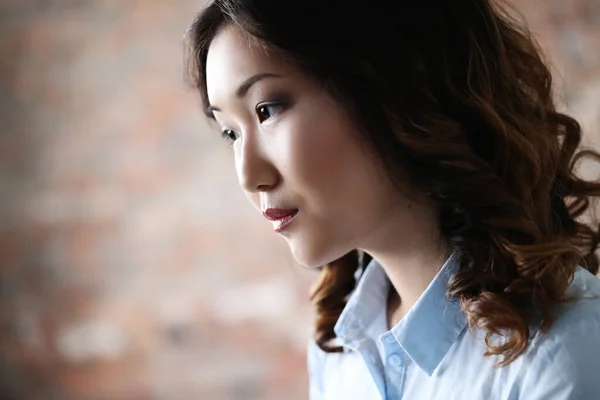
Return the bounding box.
[262,208,299,232]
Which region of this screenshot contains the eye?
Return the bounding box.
[256,103,286,123]
[221,129,239,143]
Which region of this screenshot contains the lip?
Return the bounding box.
[262,208,298,221]
[262,208,299,233]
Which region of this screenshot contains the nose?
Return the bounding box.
[235,133,279,193]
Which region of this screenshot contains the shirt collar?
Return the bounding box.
[392,251,467,375]
[334,251,467,375]
[334,255,390,344]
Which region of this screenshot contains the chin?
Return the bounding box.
[288,240,350,269]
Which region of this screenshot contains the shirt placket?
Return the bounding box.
[384,352,407,399]
[349,337,386,400]
[381,333,407,399]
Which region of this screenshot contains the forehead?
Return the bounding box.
[205,26,286,104]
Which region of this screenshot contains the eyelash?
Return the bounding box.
[220,101,288,144]
[256,102,286,123]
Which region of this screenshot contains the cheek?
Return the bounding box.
[287,119,387,249]
[285,110,357,189]
[295,119,393,219]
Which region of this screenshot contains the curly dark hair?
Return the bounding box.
[185,0,600,366]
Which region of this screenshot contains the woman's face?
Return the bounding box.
[205,26,411,267]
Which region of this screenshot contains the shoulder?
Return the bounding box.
[519,268,600,399]
[545,267,600,332]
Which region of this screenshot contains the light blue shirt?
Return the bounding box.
[308,253,600,399]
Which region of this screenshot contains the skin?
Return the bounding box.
[205,25,450,327]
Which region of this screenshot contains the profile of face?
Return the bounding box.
[205,26,414,267]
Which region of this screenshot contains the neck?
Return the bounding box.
[360,197,450,327]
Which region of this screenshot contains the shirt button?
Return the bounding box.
[387,354,403,369]
[384,334,396,343]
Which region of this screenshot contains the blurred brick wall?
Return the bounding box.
[0,1,312,399]
[0,1,598,400]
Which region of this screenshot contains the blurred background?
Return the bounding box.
[0,1,599,399]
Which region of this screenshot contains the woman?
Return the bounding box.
[185,0,600,398]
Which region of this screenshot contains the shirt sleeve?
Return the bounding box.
[519,313,600,399]
[307,339,326,400]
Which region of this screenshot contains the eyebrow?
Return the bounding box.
[206,72,282,116]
